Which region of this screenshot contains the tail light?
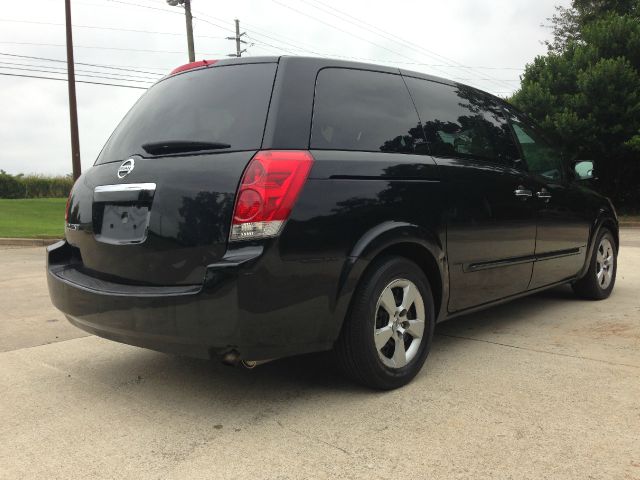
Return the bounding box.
[230,150,314,241]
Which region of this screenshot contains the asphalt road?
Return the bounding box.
[1,232,639,480]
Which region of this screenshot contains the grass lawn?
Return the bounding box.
[0,198,66,238]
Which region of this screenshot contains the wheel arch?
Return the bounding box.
[331,222,448,342]
[577,212,619,280]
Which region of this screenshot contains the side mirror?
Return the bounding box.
[573,160,596,181]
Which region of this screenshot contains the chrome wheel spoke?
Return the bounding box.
[392,336,407,367]
[405,318,425,339]
[374,326,393,351]
[379,288,397,316]
[401,284,417,311]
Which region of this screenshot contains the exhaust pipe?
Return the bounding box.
[241,359,273,369]
[221,351,274,369]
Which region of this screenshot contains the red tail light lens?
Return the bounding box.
[230,150,314,241]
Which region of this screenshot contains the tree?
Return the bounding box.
[512,1,640,209]
[545,0,639,52]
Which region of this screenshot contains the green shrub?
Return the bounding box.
[0,171,73,199]
[0,170,25,198]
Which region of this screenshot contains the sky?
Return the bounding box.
[0,0,569,176]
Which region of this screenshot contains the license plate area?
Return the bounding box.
[92,183,156,245]
[93,204,151,245]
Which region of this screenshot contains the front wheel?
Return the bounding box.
[334,256,435,390]
[572,229,617,300]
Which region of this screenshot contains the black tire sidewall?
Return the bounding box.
[349,257,435,388]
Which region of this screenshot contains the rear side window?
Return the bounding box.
[404,77,520,167]
[310,68,423,153]
[96,63,277,164]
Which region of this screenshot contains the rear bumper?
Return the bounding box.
[46,241,334,360]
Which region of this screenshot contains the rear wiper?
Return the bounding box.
[141,140,231,155]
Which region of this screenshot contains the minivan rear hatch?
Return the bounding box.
[65,60,278,286]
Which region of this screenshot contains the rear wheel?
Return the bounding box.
[334,256,435,390]
[572,229,617,300]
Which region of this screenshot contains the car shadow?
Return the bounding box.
[81,284,582,418]
[434,284,579,337]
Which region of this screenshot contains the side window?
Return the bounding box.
[510,121,564,182]
[310,68,424,153]
[404,77,521,168]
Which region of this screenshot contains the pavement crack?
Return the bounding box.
[436,333,640,369]
[276,420,351,456]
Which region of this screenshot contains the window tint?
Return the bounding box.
[96,63,277,164]
[404,77,520,167]
[511,121,564,182]
[311,68,423,153]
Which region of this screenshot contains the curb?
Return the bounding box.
[0,238,61,247]
[620,222,640,229]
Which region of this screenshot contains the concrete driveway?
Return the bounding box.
[1,232,639,480]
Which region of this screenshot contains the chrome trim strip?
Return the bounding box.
[466,248,582,272]
[94,183,156,193]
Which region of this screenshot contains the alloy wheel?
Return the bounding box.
[596,237,615,290]
[374,279,426,368]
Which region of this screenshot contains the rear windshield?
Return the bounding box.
[96,62,277,164]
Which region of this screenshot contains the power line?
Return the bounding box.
[267,0,517,92]
[191,15,237,35]
[0,60,160,81]
[0,52,166,76]
[0,52,168,74]
[243,35,298,55]
[243,26,522,75]
[267,0,467,81]
[0,71,148,89]
[243,29,321,56]
[0,41,225,56]
[167,8,525,82]
[300,0,517,91]
[0,65,154,84]
[238,19,524,71]
[0,18,224,41]
[105,0,183,15]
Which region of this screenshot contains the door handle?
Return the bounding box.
[514,186,533,198]
[536,188,552,200]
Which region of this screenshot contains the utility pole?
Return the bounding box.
[226,19,247,57]
[64,0,81,181]
[167,0,195,62]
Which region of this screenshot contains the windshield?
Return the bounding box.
[96,62,277,164]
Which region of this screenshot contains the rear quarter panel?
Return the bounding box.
[277,150,446,341]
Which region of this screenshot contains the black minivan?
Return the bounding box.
[48,56,618,389]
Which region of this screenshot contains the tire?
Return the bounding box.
[334,256,435,390]
[572,228,617,300]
